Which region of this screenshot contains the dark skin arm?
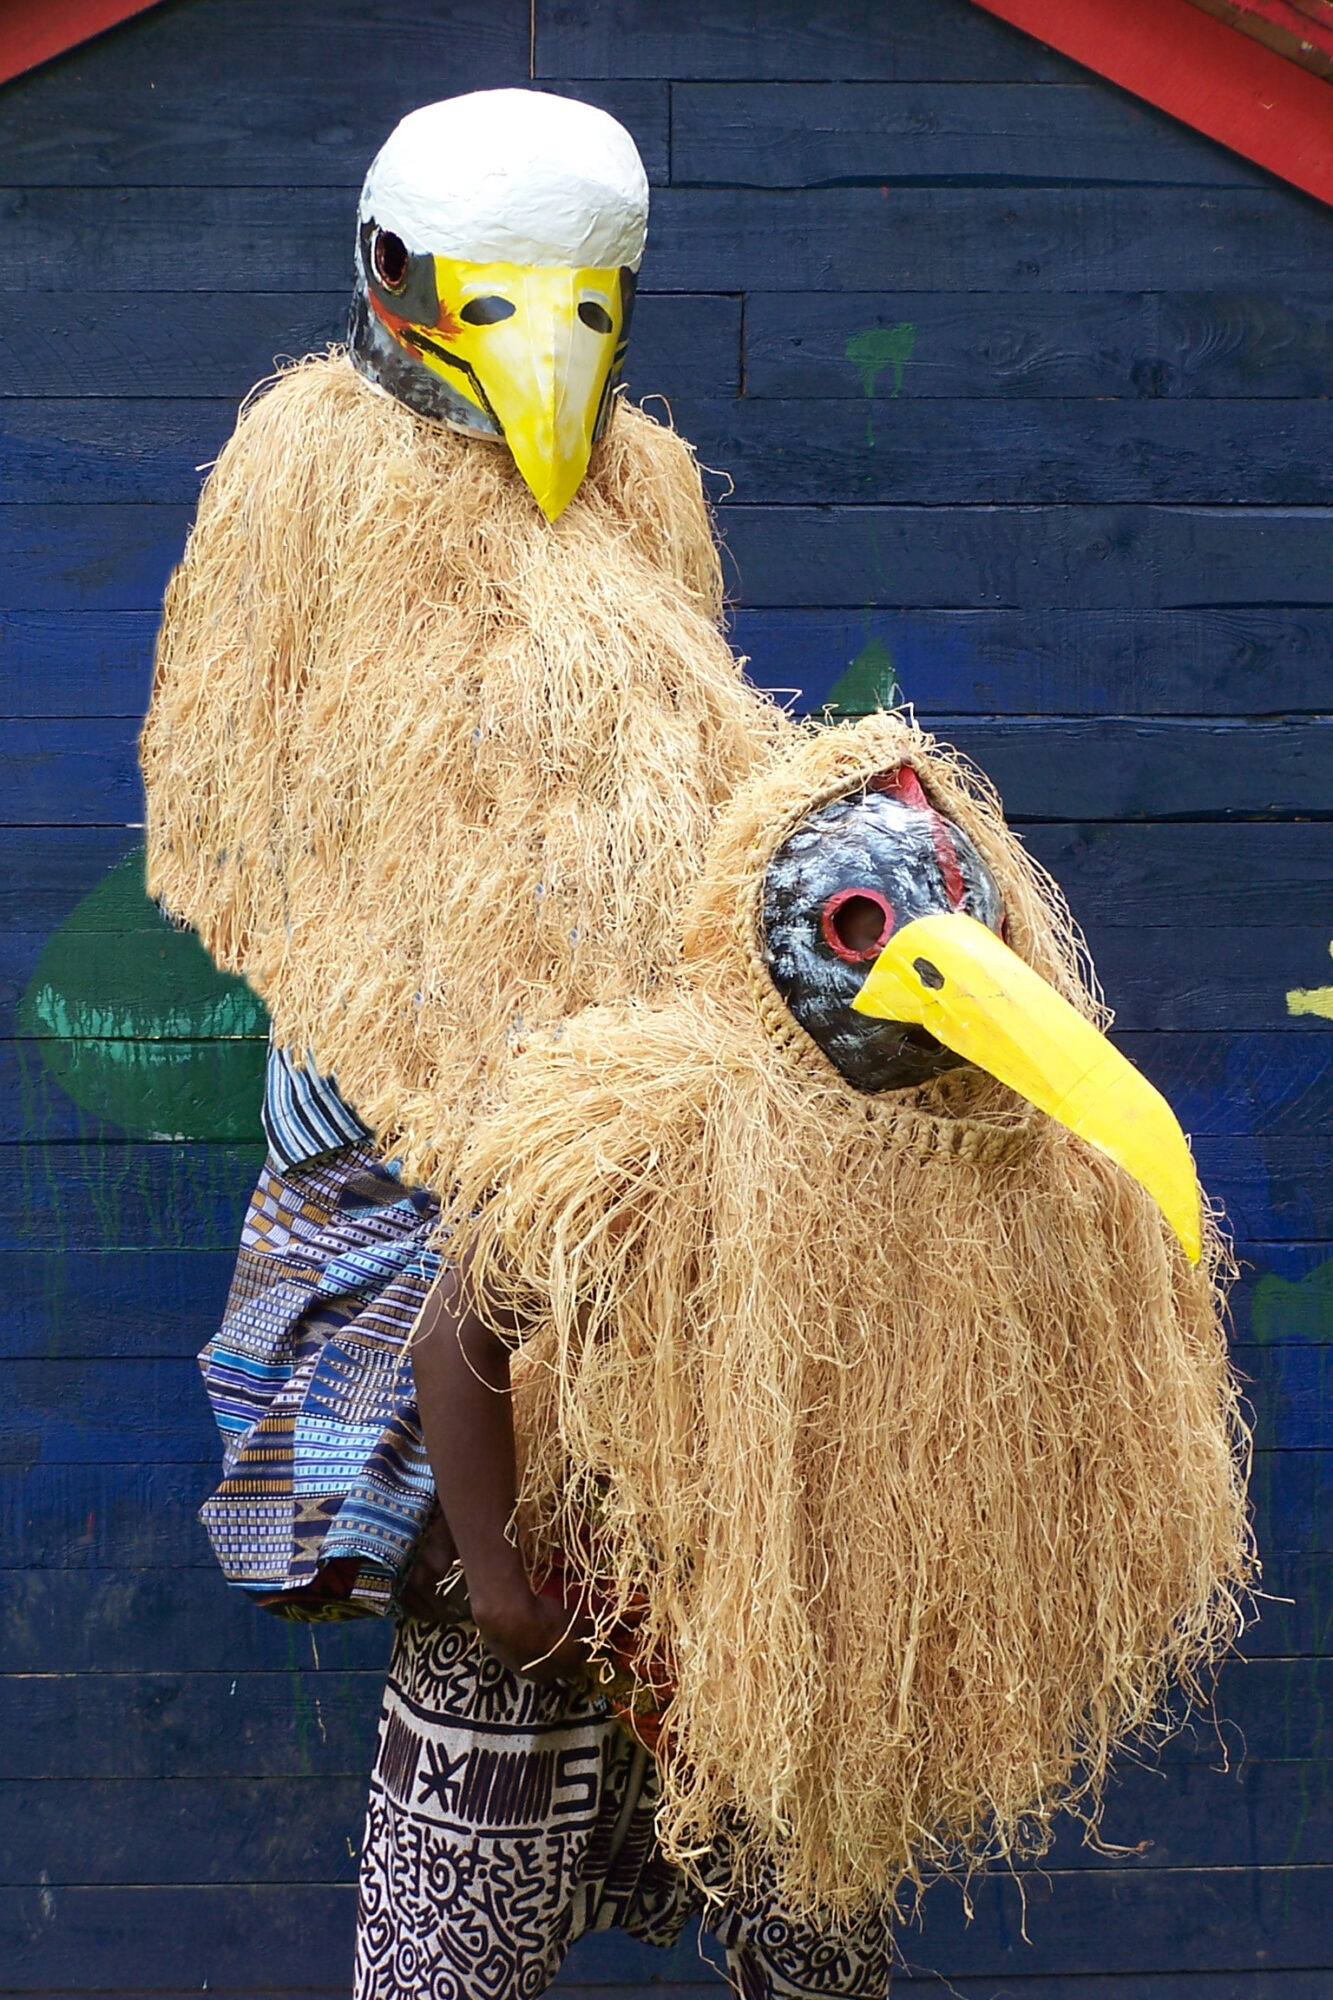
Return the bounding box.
[407,1257,589,1681]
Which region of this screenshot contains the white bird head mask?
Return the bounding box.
[349,89,649,521]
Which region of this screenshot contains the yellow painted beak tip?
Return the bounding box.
[853,911,1204,1266]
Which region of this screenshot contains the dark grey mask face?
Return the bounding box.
[761,780,1004,1093]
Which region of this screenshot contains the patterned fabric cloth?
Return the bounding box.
[355,1617,894,2000]
[198,1141,442,1617]
[262,1036,371,1172]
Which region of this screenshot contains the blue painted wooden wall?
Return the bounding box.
[3,0,1333,1992]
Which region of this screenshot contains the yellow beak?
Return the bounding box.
[396,257,626,521]
[852,911,1202,1262]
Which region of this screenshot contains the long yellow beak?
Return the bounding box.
[852,911,1202,1262]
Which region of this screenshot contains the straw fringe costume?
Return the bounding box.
[449,713,1252,1922]
[144,90,1250,1991]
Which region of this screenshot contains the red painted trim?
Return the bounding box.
[0,0,166,89]
[1189,0,1333,76]
[969,0,1333,207]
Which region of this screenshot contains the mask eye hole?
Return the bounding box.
[578,301,614,333]
[372,229,409,293]
[821,888,894,965]
[460,295,516,326]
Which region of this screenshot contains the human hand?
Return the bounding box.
[398,1512,468,1625]
[469,1573,592,1682]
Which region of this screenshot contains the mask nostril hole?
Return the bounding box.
[460,295,516,326]
[578,301,614,333]
[913,957,945,990]
[822,888,894,964]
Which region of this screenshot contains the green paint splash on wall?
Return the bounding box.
[1251,1258,1333,1347]
[20,847,268,1142]
[845,322,916,444]
[824,637,903,717]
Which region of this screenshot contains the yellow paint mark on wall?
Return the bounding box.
[1286,940,1333,1019]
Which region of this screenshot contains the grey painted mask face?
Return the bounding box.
[761,768,1004,1093]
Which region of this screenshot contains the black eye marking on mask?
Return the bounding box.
[578,301,614,333]
[913,958,945,990]
[460,296,516,326]
[372,230,410,294]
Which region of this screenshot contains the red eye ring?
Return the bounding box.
[372,228,410,294]
[820,887,895,964]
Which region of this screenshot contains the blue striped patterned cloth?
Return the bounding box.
[262,1037,370,1171]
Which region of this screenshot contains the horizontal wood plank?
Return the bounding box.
[0,1567,396,1673]
[0,1661,1322,1780]
[2,1444,1323,1570]
[13,395,1333,508]
[738,608,1333,716]
[0,1223,1324,1365]
[14,716,1333,828]
[8,503,1333,614]
[7,1759,1333,1886]
[6,605,1333,731]
[0,1775,369,1885]
[0,0,529,185]
[0,1670,384,1780]
[5,188,1333,296]
[5,1865,1333,1984]
[681,398,1333,507]
[0,63,665,187]
[718,505,1333,610]
[743,291,1333,401]
[0,292,740,405]
[0,1143,262,1252]
[0,1249,237,1357]
[0,504,188,612]
[536,0,1075,81]
[0,718,143,822]
[0,1340,1317,1461]
[3,1108,1333,1243]
[9,1030,1333,1143]
[1021,824,1333,930]
[0,1559,1310,1673]
[672,82,1264,187]
[0,611,155,716]
[4,1040,266,1146]
[24,604,1333,723]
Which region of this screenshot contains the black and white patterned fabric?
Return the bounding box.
[355,1618,895,2000]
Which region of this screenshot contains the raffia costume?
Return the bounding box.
[143,89,1249,1993]
[449,713,1252,1921]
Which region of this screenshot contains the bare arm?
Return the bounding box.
[411,1258,588,1680]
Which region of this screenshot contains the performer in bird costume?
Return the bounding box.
[141,89,1249,2000]
[421,711,1250,1937]
[140,88,786,1615]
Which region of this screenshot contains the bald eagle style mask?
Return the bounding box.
[350,90,648,520]
[450,713,1250,1921]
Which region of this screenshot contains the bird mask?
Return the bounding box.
[757,752,1201,1259]
[451,713,1248,1918]
[350,89,648,521]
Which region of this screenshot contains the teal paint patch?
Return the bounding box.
[845,323,916,445]
[823,636,903,716]
[1252,1259,1333,1346]
[19,847,268,1142]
